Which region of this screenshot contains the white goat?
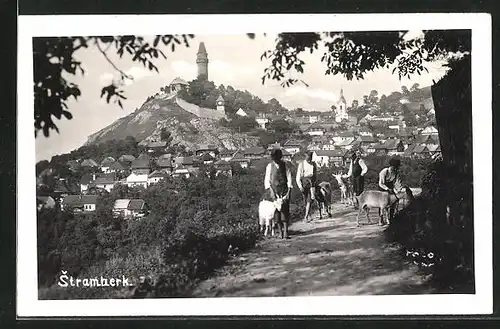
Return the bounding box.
[258,197,284,237]
[355,190,399,227]
[333,172,354,206]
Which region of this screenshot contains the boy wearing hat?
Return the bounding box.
[264,148,293,239]
[379,157,403,220]
[296,151,318,222]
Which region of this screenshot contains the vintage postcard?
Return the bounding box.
[17,13,492,317]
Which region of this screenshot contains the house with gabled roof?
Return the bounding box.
[336,137,358,151]
[312,149,348,167]
[155,155,173,173]
[172,165,199,178]
[62,195,98,213]
[220,149,237,162]
[332,131,355,145]
[242,146,266,159]
[107,161,127,174]
[305,122,326,136]
[53,179,79,199]
[91,173,117,192]
[131,154,151,175]
[119,154,136,164]
[381,139,405,156]
[80,173,94,193]
[100,157,116,173]
[413,134,439,146]
[173,156,195,169]
[199,153,215,164]
[147,170,170,185]
[80,158,99,168]
[195,144,219,158]
[230,152,251,169]
[125,172,149,189]
[412,144,431,158]
[146,141,168,154]
[357,135,377,148]
[283,139,303,155]
[421,125,439,136]
[113,199,148,219]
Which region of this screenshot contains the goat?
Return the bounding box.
[332,172,354,206]
[355,190,399,227]
[315,181,333,219]
[258,197,283,237]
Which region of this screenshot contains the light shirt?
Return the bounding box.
[264,161,293,190]
[346,158,368,177]
[296,160,315,190]
[379,167,402,192]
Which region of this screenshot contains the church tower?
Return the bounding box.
[335,87,348,123]
[216,95,225,113]
[196,42,209,80]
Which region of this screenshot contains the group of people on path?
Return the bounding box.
[262,148,404,239]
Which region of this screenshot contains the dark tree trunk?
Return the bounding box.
[431,54,474,229]
[431,55,472,175]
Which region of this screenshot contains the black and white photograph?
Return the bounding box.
[17,14,492,316]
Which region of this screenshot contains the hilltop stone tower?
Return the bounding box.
[196,42,209,80]
[335,87,348,123]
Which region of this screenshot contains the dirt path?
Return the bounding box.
[192,201,435,297]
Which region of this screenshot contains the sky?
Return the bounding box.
[35,33,449,162]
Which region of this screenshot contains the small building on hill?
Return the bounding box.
[113,199,148,220]
[242,147,266,159]
[147,170,170,185]
[125,172,149,189]
[62,195,98,213]
[313,149,348,167]
[146,141,168,154]
[230,152,251,169]
[91,173,117,193]
[100,157,116,173]
[173,156,195,169]
[195,145,219,158]
[283,140,302,155]
[168,77,189,94]
[155,155,173,173]
[421,125,439,136]
[119,154,136,163]
[80,158,99,168]
[131,154,151,175]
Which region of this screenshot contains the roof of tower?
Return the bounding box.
[338,88,347,104]
[216,95,224,102]
[198,42,207,54]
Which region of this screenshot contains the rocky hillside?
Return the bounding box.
[84,96,260,151]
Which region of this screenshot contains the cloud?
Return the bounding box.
[123,66,155,86]
[98,66,154,86]
[171,60,197,79]
[283,86,338,102]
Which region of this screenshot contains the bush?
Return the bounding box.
[385,159,474,293]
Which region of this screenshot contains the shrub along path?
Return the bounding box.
[191,198,435,297]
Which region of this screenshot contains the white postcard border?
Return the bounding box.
[17,13,492,317]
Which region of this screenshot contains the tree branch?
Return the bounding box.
[95,39,134,81]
